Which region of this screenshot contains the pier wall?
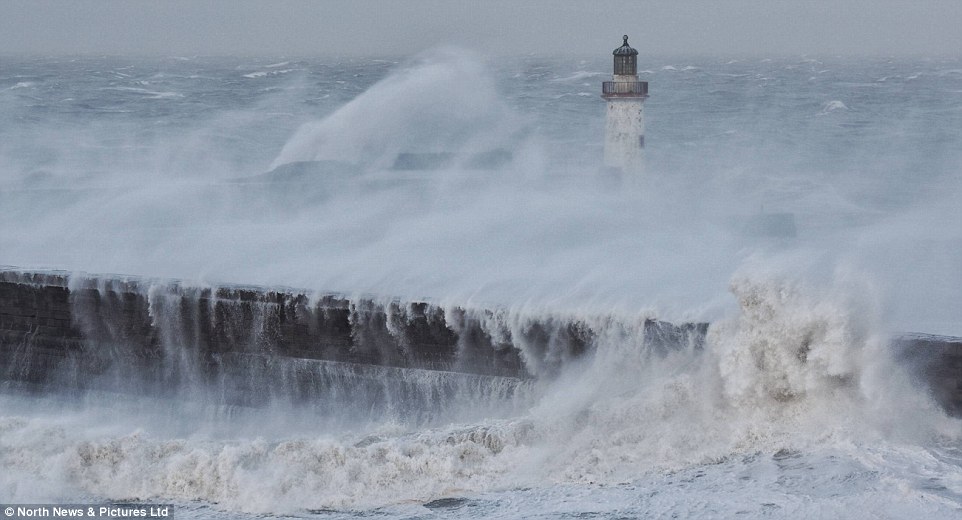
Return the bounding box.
[0,270,517,389]
[0,269,704,405]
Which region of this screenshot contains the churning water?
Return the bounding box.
[1,50,961,517]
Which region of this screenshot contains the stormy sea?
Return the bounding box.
[1,50,961,518]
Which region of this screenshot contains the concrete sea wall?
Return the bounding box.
[0,269,705,408]
[895,333,962,417]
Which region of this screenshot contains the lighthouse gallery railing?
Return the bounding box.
[602,81,648,97]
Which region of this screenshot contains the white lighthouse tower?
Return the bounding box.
[602,35,648,173]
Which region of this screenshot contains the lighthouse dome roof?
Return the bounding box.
[613,35,638,56]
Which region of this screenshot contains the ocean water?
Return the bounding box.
[1,50,962,517]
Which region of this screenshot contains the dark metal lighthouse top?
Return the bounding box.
[612,35,638,76]
[613,35,638,56]
[602,35,648,99]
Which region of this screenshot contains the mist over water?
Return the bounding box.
[1,50,961,515]
[2,51,960,329]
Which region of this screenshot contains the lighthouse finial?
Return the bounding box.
[623,35,629,45]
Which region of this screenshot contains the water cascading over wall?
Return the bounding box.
[0,268,707,414]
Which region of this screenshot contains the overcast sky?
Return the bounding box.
[1,0,960,57]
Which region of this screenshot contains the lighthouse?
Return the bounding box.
[602,35,648,173]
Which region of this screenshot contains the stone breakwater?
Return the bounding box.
[0,268,958,416]
[894,333,962,417]
[0,268,705,409]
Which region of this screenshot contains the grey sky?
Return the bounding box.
[1,0,960,57]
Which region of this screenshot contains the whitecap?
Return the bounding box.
[550,71,603,82]
[147,91,182,99]
[820,100,849,114]
[100,86,183,99]
[243,69,295,79]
